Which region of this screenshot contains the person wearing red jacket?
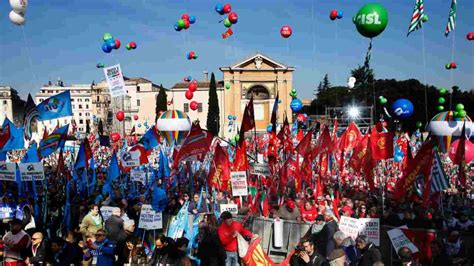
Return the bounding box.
[218,211,254,266]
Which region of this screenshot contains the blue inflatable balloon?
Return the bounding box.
[189,16,196,24]
[174,23,182,31]
[290,98,303,113]
[229,121,234,126]
[228,115,232,120]
[391,99,414,119]
[187,75,193,81]
[106,38,116,49]
[232,116,237,120]
[337,11,344,19]
[137,124,142,128]
[102,43,112,53]
[267,125,273,133]
[215,3,224,14]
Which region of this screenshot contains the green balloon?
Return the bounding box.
[438,97,445,104]
[230,139,236,146]
[353,3,389,38]
[421,14,429,22]
[445,64,451,70]
[455,103,465,111]
[193,54,198,59]
[177,19,186,29]
[457,110,467,118]
[416,121,423,128]
[126,44,131,50]
[437,105,444,111]
[234,135,240,142]
[224,18,232,28]
[225,84,231,89]
[439,88,448,95]
[103,33,113,42]
[378,96,384,99]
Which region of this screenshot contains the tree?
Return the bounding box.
[98,119,104,135]
[351,65,374,87]
[322,74,331,91]
[207,73,220,136]
[313,82,322,99]
[155,84,168,123]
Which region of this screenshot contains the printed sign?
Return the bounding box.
[138,204,163,230]
[100,206,116,222]
[0,203,15,219]
[121,150,140,167]
[339,216,360,241]
[387,226,419,254]
[0,162,17,181]
[359,218,380,246]
[250,163,271,176]
[103,64,126,98]
[130,169,146,184]
[18,162,44,181]
[231,171,248,196]
[220,204,239,215]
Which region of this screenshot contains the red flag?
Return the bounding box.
[362,134,376,190]
[453,123,467,186]
[338,122,362,152]
[315,175,323,198]
[129,144,150,165]
[349,133,369,172]
[300,156,312,185]
[294,154,301,193]
[241,237,276,266]
[0,122,11,149]
[318,153,329,178]
[173,123,214,168]
[370,130,394,160]
[234,140,249,171]
[278,159,290,194]
[400,229,437,263]
[277,116,294,154]
[208,144,231,192]
[296,129,304,142]
[393,140,434,201]
[239,96,255,147]
[312,126,335,159]
[295,129,314,156]
[332,190,340,221]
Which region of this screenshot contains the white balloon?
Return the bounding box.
[347,82,355,89]
[349,77,356,83]
[9,0,28,13]
[9,10,26,26]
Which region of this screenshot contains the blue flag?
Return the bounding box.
[74,138,90,170]
[139,126,160,151]
[38,124,69,158]
[159,149,171,178]
[0,151,6,161]
[22,143,40,163]
[1,119,24,152]
[151,182,168,212]
[37,90,73,121]
[89,157,96,195]
[107,151,120,182]
[63,181,72,231]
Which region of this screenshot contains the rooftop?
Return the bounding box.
[171,80,224,90]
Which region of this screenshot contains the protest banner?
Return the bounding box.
[220,204,238,215]
[359,218,380,246]
[18,162,44,181]
[0,203,15,219]
[339,216,360,241]
[138,204,163,230]
[250,163,271,176]
[0,162,16,181]
[100,206,116,222]
[231,171,248,196]
[131,169,146,184]
[120,150,141,167]
[387,226,419,253]
[103,64,126,97]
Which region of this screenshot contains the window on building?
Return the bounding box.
[78,99,82,102]
[86,104,89,109]
[184,103,189,113]
[39,99,43,102]
[3,100,6,104]
[71,98,74,102]
[197,103,203,113]
[97,96,100,102]
[79,127,83,132]
[72,104,75,109]
[79,113,82,116]
[79,105,82,109]
[85,99,90,102]
[137,100,140,106]
[137,86,140,92]
[79,119,84,124]
[64,119,67,124]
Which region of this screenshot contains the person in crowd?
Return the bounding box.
[290,238,327,266]
[429,239,451,266]
[149,234,175,266]
[188,193,209,214]
[327,249,346,266]
[333,231,358,266]
[50,236,82,266]
[218,211,255,266]
[214,191,229,212]
[314,211,339,259]
[26,232,50,265]
[79,204,103,241]
[301,201,318,223]
[455,212,473,232]
[274,199,301,221]
[104,207,127,244]
[443,231,466,261]
[115,219,138,265]
[2,218,31,265]
[171,237,192,266]
[83,229,116,266]
[197,213,226,266]
[397,247,417,266]
[355,235,382,266]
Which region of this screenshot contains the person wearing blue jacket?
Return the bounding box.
[83,229,116,266]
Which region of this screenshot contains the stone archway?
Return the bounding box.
[246,85,270,100]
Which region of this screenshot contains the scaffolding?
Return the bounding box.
[320,106,374,134]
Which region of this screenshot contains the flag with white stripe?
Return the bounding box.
[444,0,457,37]
[407,0,425,36]
[429,150,449,192]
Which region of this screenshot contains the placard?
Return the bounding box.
[0,162,17,181]
[387,226,419,254]
[130,169,146,184]
[220,204,238,215]
[339,216,360,241]
[100,206,116,222]
[121,150,140,167]
[250,163,271,176]
[138,204,163,230]
[0,203,15,219]
[103,64,126,98]
[18,162,44,181]
[231,171,248,196]
[359,218,380,246]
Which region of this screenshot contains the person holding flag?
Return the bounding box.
[218,211,255,266]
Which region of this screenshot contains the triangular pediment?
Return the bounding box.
[230,53,289,70]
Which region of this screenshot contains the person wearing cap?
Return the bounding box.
[355,235,382,266]
[289,238,326,266]
[2,218,31,265]
[274,199,301,221]
[218,211,254,266]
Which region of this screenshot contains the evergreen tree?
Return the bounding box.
[322,74,331,91]
[207,73,220,136]
[155,84,168,123]
[351,65,374,87]
[313,82,322,99]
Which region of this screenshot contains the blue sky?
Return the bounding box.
[0,0,473,100]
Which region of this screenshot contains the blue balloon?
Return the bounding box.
[290,98,303,113]
[189,16,196,24]
[394,155,404,162]
[215,3,224,13]
[267,125,273,133]
[174,23,182,31]
[228,115,232,120]
[232,116,237,120]
[391,99,414,119]
[106,38,116,49]
[137,124,142,128]
[337,11,344,19]
[102,43,112,53]
[229,121,234,126]
[187,75,193,81]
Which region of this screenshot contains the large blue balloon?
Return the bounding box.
[290,98,303,113]
[102,43,112,53]
[189,16,196,24]
[215,3,224,14]
[391,99,414,119]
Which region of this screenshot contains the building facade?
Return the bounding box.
[0,86,26,126]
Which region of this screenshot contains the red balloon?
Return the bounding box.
[111,132,121,142]
[330,10,338,20]
[114,39,121,49]
[185,90,194,100]
[189,51,195,58]
[130,42,137,49]
[116,111,125,121]
[450,62,457,69]
[188,80,198,92]
[182,14,190,21]
[375,120,387,132]
[133,114,139,121]
[190,101,199,111]
[228,12,238,24]
[223,3,232,14]
[280,25,292,38]
[297,113,307,122]
[184,19,190,29]
[449,139,474,163]
[467,32,474,40]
